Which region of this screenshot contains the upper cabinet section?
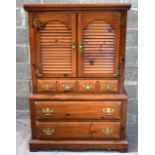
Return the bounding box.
[25,4,131,80]
[32,13,77,78]
[78,13,121,77]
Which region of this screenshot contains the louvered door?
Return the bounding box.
[33,13,76,77]
[78,13,121,77]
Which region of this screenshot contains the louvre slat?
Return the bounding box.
[83,20,115,74]
[40,21,72,75]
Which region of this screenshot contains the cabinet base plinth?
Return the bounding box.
[29,139,128,152]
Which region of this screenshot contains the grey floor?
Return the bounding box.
[16,119,138,155]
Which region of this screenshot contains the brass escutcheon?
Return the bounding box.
[102,128,113,136]
[43,128,55,136]
[42,83,52,91]
[102,108,114,116]
[42,108,54,116]
[83,83,93,91]
[104,84,112,91]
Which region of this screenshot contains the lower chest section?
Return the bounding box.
[30,98,127,140]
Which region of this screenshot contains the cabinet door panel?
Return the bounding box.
[33,13,77,77]
[78,13,121,77]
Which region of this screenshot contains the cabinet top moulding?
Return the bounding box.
[24,4,131,12]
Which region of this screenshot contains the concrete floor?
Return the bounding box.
[16,119,138,155]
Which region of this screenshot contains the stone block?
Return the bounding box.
[80,0,120,3]
[127,124,138,152]
[128,99,138,114]
[16,63,31,80]
[43,0,81,3]
[121,0,138,8]
[16,96,29,110]
[16,80,30,96]
[125,83,138,99]
[125,47,138,66]
[125,66,138,82]
[16,28,29,45]
[16,8,24,27]
[17,0,41,8]
[127,29,138,47]
[16,110,30,119]
[127,113,137,124]
[127,10,138,28]
[16,46,28,62]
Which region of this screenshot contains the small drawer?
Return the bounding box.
[99,80,118,92]
[78,80,97,93]
[34,101,121,120]
[37,80,57,93]
[58,80,77,92]
[35,122,121,140]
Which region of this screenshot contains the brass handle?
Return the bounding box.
[72,43,76,52]
[83,84,93,91]
[42,83,52,91]
[43,128,55,136]
[102,128,113,136]
[63,84,73,91]
[104,84,112,91]
[102,108,114,115]
[36,68,42,77]
[42,108,54,116]
[79,44,83,53]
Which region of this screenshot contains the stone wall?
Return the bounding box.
[16,0,138,125]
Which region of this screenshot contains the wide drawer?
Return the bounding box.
[34,101,121,120]
[35,122,121,140]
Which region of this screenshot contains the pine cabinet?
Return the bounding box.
[24,3,131,152]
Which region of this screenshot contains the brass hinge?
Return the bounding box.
[117,68,121,77]
[119,17,122,26]
[33,64,43,77]
[36,68,43,77]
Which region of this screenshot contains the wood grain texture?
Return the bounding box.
[35,122,121,140]
[78,13,120,77]
[24,4,130,152]
[33,13,77,78]
[29,139,128,152]
[34,101,121,120]
[24,4,131,11]
[29,92,128,101]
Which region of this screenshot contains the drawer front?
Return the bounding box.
[35,122,121,140]
[99,80,118,92]
[37,80,57,92]
[58,80,77,93]
[78,80,97,93]
[34,101,121,120]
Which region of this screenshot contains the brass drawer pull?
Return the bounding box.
[42,83,52,91]
[104,84,112,91]
[102,108,114,115]
[43,128,55,136]
[63,84,73,91]
[42,108,54,116]
[102,128,113,136]
[83,84,93,91]
[36,68,42,77]
[72,42,76,52]
[79,44,83,53]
